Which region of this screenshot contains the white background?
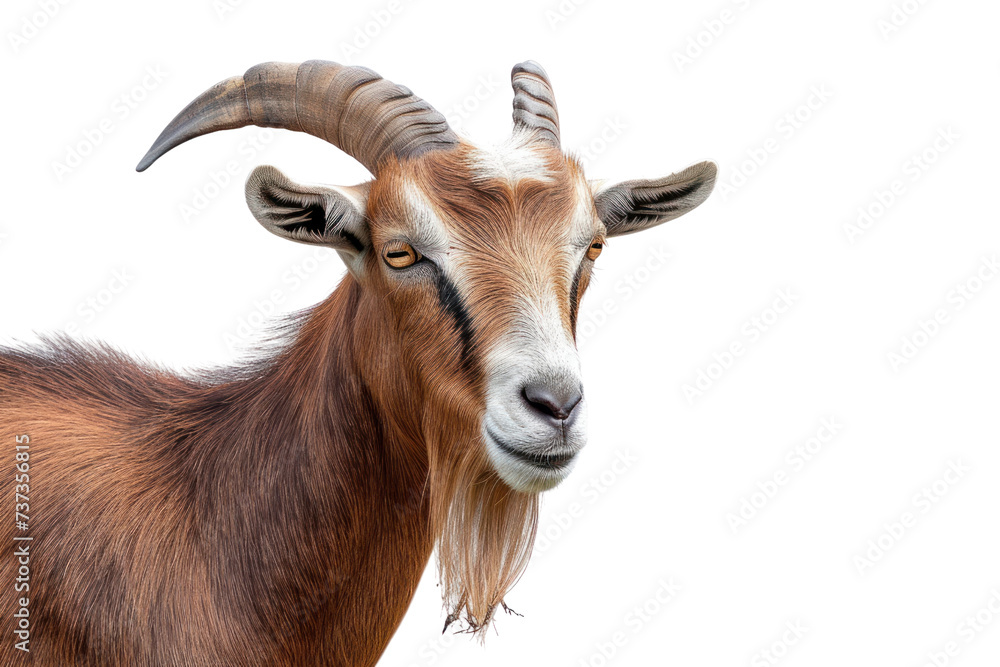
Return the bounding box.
[2,1,999,665]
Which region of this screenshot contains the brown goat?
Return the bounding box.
[0,60,715,665]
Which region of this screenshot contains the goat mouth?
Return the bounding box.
[486,427,576,470]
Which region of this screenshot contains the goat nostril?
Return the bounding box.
[522,384,583,421]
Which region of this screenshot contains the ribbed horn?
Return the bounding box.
[136,60,459,173]
[510,61,560,147]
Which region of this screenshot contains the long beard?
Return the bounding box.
[428,430,540,635]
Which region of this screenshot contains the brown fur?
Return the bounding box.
[0,142,599,665]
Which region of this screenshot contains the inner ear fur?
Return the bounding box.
[245,164,370,252]
[593,161,717,237]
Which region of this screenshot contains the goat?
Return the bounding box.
[0,60,715,666]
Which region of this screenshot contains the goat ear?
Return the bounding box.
[245,165,369,253]
[592,161,716,237]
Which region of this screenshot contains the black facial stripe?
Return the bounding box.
[569,261,584,337]
[434,271,476,370]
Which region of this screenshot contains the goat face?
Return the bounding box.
[139,60,715,494]
[366,140,597,494]
[242,141,714,494]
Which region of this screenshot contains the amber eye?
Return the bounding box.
[586,241,604,261]
[383,241,422,269]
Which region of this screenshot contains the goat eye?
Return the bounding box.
[586,241,603,261]
[383,241,422,269]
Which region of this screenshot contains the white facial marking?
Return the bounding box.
[571,173,603,243]
[481,278,587,492]
[400,180,451,259]
[481,173,597,492]
[467,138,555,184]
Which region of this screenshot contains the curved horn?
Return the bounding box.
[510,61,560,147]
[136,60,459,173]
